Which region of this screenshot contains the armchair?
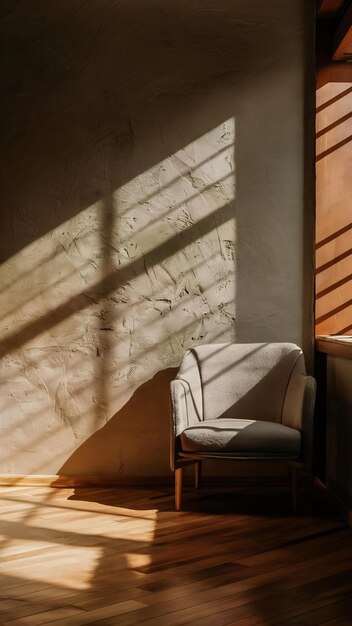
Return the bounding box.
[170,342,316,511]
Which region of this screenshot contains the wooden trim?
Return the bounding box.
[316,336,352,359]
[0,473,312,489]
[0,474,175,488]
[314,477,352,526]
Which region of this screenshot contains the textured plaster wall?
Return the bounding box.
[0,0,314,476]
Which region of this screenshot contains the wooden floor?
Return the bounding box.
[0,480,351,625]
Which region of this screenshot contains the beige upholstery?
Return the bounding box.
[180,419,301,456]
[170,343,316,478]
[193,343,301,423]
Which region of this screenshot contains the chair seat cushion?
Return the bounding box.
[180,419,301,457]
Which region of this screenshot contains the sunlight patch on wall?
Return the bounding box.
[0,119,235,473]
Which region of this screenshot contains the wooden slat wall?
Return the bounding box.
[316,16,352,335]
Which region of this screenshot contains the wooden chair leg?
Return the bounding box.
[195,461,202,489]
[175,467,183,511]
[289,464,299,513]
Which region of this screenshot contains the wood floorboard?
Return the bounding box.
[0,482,351,625]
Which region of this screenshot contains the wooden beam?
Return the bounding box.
[317,0,346,19]
[333,2,352,59]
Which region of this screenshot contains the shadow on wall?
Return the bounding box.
[0,0,314,476]
[60,368,177,476]
[1,0,251,262]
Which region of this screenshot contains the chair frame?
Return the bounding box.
[173,458,303,512]
[170,343,316,513]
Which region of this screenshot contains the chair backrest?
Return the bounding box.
[179,343,305,423]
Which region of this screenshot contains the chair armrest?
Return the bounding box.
[170,378,202,470]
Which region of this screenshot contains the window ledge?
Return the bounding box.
[316,335,352,359]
